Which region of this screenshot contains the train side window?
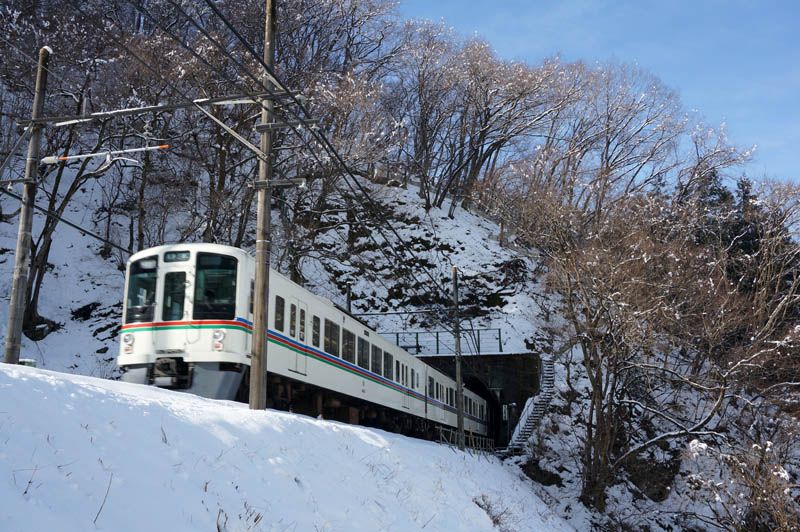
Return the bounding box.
[480,404,484,421]
[312,316,320,347]
[274,296,285,332]
[384,353,393,380]
[324,319,340,357]
[428,377,434,397]
[299,309,306,342]
[289,304,297,337]
[342,329,355,363]
[396,361,400,383]
[249,281,254,315]
[357,338,369,369]
[162,271,186,321]
[410,368,415,389]
[371,346,382,376]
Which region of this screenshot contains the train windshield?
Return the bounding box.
[125,256,158,323]
[193,253,237,320]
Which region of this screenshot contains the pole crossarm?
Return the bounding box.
[17,90,296,128]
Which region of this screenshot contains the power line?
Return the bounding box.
[189,1,491,355]
[124,0,432,293]
[0,186,129,254]
[0,34,72,89]
[71,1,480,348]
[197,0,468,306]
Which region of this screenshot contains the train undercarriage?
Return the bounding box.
[122,357,449,440]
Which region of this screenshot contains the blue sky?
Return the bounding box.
[398,0,799,182]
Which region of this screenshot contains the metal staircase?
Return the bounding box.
[503,357,555,455]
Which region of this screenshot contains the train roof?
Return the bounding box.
[127,242,251,263]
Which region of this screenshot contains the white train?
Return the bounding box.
[118,243,489,437]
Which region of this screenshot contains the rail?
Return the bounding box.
[436,426,495,455]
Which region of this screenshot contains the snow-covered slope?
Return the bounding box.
[0,364,571,531]
[0,180,123,378]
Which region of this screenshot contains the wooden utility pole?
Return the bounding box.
[452,265,465,450]
[249,0,276,410]
[4,46,50,365]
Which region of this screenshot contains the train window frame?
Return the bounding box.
[312,316,320,347]
[428,376,434,398]
[289,304,297,337]
[395,361,400,383]
[125,255,158,324]
[323,319,340,357]
[371,345,382,376]
[193,253,237,321]
[299,309,306,342]
[162,271,186,321]
[357,337,369,369]
[342,329,356,363]
[410,368,415,390]
[249,280,254,315]
[384,353,394,380]
[274,295,285,332]
[164,250,190,262]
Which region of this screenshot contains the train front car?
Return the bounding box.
[118,244,253,399]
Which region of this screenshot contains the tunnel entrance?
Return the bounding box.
[419,352,540,447]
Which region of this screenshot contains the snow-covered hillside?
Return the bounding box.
[0,181,550,372]
[0,364,570,531]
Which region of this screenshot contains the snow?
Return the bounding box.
[0,364,571,531]
[0,183,124,378]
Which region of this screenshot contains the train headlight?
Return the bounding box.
[212,329,225,351]
[122,333,135,345]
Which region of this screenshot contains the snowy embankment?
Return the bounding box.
[0,364,571,531]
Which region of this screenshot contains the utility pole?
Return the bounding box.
[4,46,50,365]
[452,265,465,451]
[249,1,277,410]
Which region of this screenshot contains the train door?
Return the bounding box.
[159,254,192,352]
[290,298,307,375]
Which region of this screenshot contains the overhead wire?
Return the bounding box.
[0,187,130,253]
[193,1,463,299]
[26,1,483,355]
[127,0,454,316]
[195,0,486,351]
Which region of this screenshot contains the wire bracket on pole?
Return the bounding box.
[254,119,320,133]
[193,102,268,162]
